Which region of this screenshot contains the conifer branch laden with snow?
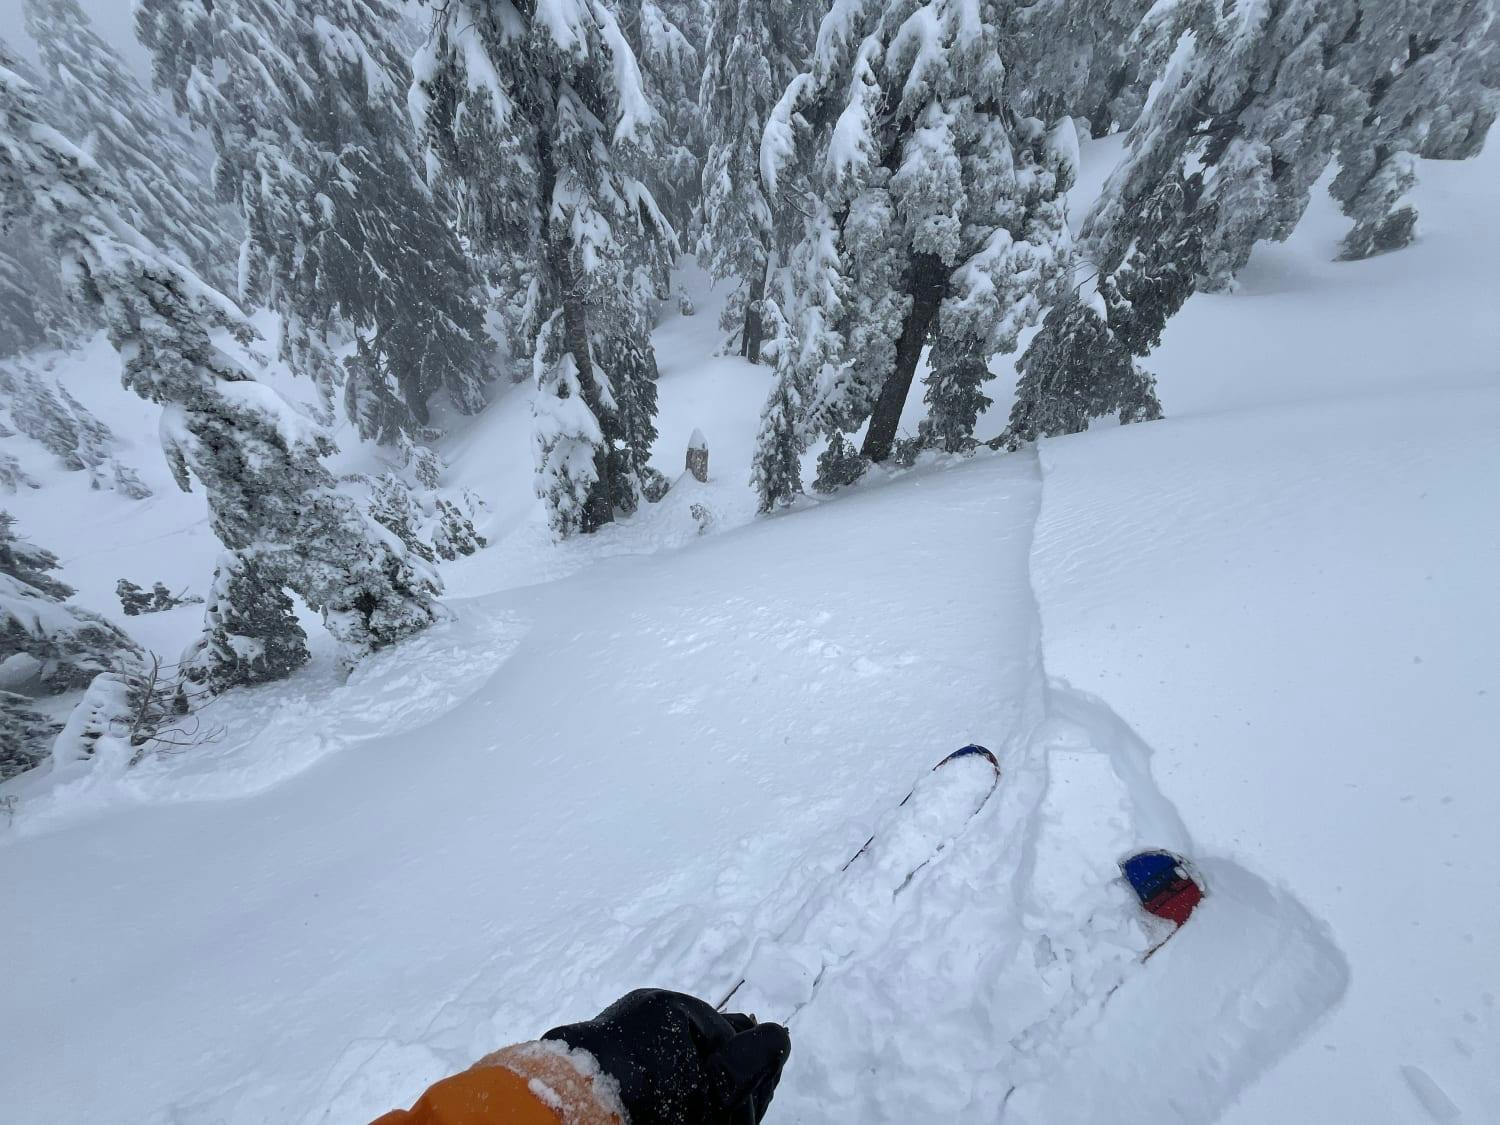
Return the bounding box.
[0,55,442,682]
[24,0,239,295]
[696,0,818,365]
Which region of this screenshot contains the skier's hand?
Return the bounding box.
[542,988,791,1124]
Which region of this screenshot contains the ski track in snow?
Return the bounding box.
[270,451,1348,1125]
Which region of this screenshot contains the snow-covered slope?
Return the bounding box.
[1028,141,1500,1123]
[2,137,1497,1125]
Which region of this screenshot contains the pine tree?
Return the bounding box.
[917,334,992,454]
[812,430,867,494]
[0,44,92,358]
[0,450,38,495]
[1008,0,1493,442]
[748,293,809,511]
[1329,1,1499,260]
[750,206,843,512]
[1005,169,1208,443]
[696,0,818,363]
[135,0,492,440]
[182,553,309,692]
[1,510,140,695]
[414,0,674,536]
[1003,290,1161,447]
[756,0,1074,469]
[24,0,237,292]
[0,55,441,676]
[0,361,152,498]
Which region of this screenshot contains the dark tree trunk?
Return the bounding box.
[561,280,615,532]
[742,242,772,365]
[861,252,947,463]
[742,267,766,365]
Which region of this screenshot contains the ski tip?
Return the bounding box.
[1120,849,1204,927]
[936,744,999,773]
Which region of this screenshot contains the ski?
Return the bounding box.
[717,744,1000,1014]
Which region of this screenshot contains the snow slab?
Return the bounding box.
[1,449,1056,1124]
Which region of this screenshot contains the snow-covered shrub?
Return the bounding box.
[813,433,868,495]
[0,449,38,493]
[182,554,308,694]
[1,511,139,695]
[1,689,56,781]
[116,579,202,616]
[0,362,151,498]
[48,656,208,775]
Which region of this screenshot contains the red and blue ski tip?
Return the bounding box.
[1121,849,1204,928]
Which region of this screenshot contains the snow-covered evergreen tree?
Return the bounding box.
[0,449,38,495]
[0,44,91,358]
[0,234,77,357]
[756,0,1074,478]
[1004,169,1208,443]
[0,56,441,677]
[1003,289,1161,447]
[183,553,308,692]
[24,0,237,292]
[1009,0,1495,442]
[696,0,818,363]
[135,0,492,441]
[1329,1,1499,260]
[414,0,675,536]
[0,361,152,497]
[750,207,841,512]
[812,430,866,493]
[1,510,139,696]
[916,334,992,454]
[1083,0,1359,293]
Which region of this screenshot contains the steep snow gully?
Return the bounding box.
[300,450,1348,1125]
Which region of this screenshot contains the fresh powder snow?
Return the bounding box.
[2,15,1497,1125]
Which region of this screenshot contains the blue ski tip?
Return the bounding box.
[1121,850,1184,901]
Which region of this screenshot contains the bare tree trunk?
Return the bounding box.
[862,252,946,463]
[742,267,767,365]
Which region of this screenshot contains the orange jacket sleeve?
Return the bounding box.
[372,1042,626,1125]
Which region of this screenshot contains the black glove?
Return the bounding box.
[542,988,791,1125]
